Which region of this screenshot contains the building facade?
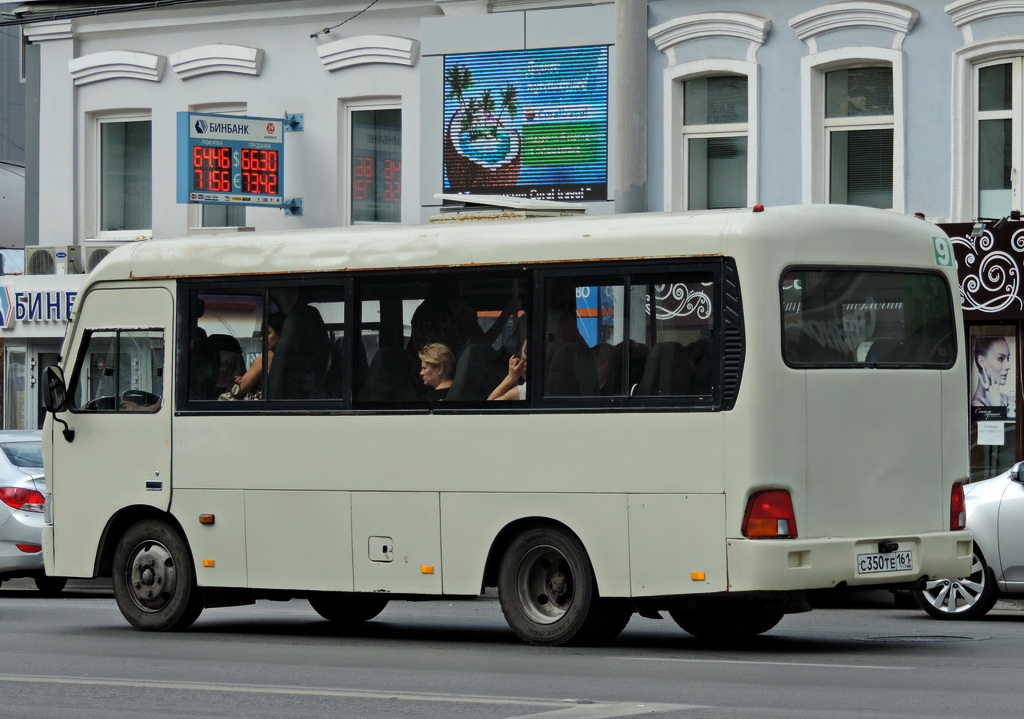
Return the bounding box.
[9,0,1024,477]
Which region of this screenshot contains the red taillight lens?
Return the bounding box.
[950,482,966,530]
[15,544,41,553]
[742,490,798,538]
[0,487,45,513]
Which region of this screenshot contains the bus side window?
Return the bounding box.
[542,271,716,400]
[70,329,165,412]
[356,274,526,405]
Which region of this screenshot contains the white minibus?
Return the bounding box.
[42,205,973,645]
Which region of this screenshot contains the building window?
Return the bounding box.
[350,107,402,224]
[976,60,1016,218]
[202,204,246,228]
[99,118,151,232]
[824,66,893,209]
[683,75,748,210]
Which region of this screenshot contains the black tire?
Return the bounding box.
[913,547,998,620]
[112,519,203,631]
[669,601,784,640]
[308,593,388,624]
[498,525,616,647]
[34,575,67,595]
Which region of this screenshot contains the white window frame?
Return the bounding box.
[342,98,402,226]
[89,111,153,241]
[663,60,759,212]
[951,39,1024,221]
[800,47,906,212]
[974,57,1020,219]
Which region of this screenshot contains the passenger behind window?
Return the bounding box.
[267,304,330,400]
[418,343,455,401]
[408,287,519,363]
[489,340,527,401]
[221,312,284,400]
[188,298,216,399]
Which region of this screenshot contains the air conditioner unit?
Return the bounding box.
[84,244,121,272]
[26,246,81,275]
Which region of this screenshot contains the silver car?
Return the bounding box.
[0,430,66,594]
[914,464,1024,619]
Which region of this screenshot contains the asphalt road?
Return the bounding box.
[1,580,1021,719]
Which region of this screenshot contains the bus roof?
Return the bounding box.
[86,205,943,286]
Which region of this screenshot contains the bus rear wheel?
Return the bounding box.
[498,526,620,646]
[308,593,388,624]
[112,519,203,631]
[669,600,784,640]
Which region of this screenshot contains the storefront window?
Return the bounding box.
[4,347,25,429]
[969,325,1019,480]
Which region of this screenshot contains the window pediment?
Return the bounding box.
[169,45,264,80]
[790,1,918,52]
[649,12,771,65]
[317,35,419,72]
[68,51,164,85]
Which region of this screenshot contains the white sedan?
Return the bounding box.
[0,430,66,594]
[914,464,1024,619]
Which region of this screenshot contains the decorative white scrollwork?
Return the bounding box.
[646,283,712,320]
[950,229,1024,314]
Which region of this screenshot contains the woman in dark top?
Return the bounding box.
[418,343,456,401]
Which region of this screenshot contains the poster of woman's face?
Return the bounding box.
[971,332,1017,419]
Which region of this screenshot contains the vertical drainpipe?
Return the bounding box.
[612,0,647,214]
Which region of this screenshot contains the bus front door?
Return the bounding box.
[47,287,173,579]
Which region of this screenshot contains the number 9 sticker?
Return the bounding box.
[932,235,954,268]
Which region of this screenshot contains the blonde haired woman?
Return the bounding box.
[418,343,456,401]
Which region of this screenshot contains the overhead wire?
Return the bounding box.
[310,0,380,38]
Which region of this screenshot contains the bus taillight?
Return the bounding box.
[950,483,966,530]
[742,490,798,538]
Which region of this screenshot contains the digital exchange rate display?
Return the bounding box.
[176,113,285,206]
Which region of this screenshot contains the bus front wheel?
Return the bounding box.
[308,593,388,624]
[498,526,621,646]
[112,519,203,631]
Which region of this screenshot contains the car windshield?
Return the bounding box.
[1,441,43,468]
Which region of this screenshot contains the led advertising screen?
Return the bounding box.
[443,45,608,201]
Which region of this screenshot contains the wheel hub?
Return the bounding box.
[127,540,177,612]
[517,546,574,624]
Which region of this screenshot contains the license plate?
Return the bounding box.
[856,550,913,574]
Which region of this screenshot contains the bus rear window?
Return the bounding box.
[781,269,955,367]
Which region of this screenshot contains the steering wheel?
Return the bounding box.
[84,395,118,411]
[120,390,160,406]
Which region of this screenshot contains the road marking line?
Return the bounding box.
[0,677,703,715]
[0,675,563,705]
[504,702,703,718]
[626,657,914,670]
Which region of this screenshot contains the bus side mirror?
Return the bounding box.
[44,365,75,442]
[44,365,68,413]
